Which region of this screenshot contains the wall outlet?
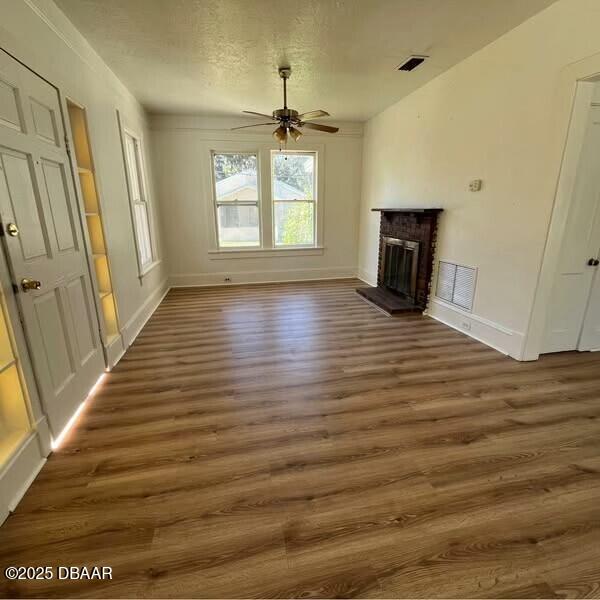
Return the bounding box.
[460,319,472,331]
[469,179,482,192]
[224,277,231,283]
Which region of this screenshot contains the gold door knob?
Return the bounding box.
[21,278,41,292]
[6,223,19,237]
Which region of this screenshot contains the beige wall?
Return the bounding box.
[357,0,600,359]
[0,0,168,349]
[151,115,362,286]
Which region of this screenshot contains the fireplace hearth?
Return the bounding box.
[357,208,443,314]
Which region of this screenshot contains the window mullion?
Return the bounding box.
[260,148,273,249]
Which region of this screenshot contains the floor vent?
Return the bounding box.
[436,261,476,311]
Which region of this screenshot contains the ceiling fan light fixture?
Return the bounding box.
[288,126,302,142]
[273,125,287,144]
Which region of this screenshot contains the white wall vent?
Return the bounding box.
[436,261,477,311]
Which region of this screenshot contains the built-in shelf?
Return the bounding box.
[0,296,31,470]
[68,101,120,350]
[0,357,16,376]
[105,333,120,346]
[0,429,29,464]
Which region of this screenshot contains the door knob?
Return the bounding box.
[21,278,41,292]
[588,258,600,266]
[5,223,19,237]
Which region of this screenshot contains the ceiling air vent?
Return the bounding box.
[397,55,428,72]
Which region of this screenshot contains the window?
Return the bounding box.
[123,131,155,272]
[272,151,316,247]
[212,152,260,248]
[208,148,321,253]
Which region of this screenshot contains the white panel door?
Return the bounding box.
[0,50,104,436]
[579,243,600,351]
[542,105,600,353]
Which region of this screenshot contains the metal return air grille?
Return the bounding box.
[436,261,477,311]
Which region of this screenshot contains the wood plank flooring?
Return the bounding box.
[1,279,600,598]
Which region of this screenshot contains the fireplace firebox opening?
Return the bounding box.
[381,237,420,301]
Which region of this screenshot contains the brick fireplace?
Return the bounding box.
[357,208,443,314]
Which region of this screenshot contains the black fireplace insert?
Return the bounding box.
[380,237,420,302]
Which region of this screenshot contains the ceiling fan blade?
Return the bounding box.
[243,110,275,119]
[231,122,278,130]
[300,122,339,133]
[297,109,330,121]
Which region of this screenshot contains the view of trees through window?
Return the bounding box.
[213,153,257,185]
[272,152,315,246]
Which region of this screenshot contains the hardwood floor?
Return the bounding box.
[1,279,600,598]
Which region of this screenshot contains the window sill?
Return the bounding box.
[138,259,162,279]
[208,247,324,260]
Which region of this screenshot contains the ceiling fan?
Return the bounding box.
[232,67,339,145]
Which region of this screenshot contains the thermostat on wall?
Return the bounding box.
[469,179,483,192]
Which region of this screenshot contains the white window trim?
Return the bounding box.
[206,143,324,255]
[208,246,324,260]
[210,150,262,250]
[117,111,160,279]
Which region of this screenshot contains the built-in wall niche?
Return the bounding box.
[67,101,120,348]
[0,292,31,469]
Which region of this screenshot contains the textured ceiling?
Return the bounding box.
[54,0,556,121]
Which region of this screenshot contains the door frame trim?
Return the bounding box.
[523,56,600,361]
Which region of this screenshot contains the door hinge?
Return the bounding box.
[65,136,71,156]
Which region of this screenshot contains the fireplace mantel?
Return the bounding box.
[371,207,443,216]
[371,208,443,212]
[357,208,443,314]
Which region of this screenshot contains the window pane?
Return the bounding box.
[125,135,142,202]
[218,204,260,247]
[134,202,152,266]
[274,201,314,246]
[213,153,258,202]
[272,153,314,200]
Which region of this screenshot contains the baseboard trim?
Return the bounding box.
[427,298,526,360]
[169,267,357,288]
[0,430,47,526]
[120,279,170,350]
[104,334,125,370]
[356,268,377,287]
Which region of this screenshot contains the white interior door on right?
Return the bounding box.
[542,104,600,354]
[578,242,600,350]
